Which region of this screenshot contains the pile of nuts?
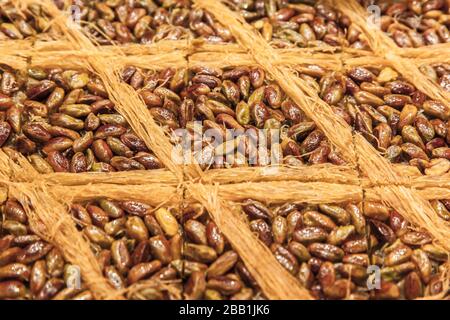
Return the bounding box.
[241,199,448,299]
[122,65,344,168]
[0,66,163,173]
[296,64,450,175]
[227,0,369,49]
[420,63,450,92]
[70,199,263,300]
[55,0,234,44]
[0,197,92,300]
[360,0,450,47]
[0,1,52,40]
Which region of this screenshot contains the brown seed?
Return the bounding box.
[422,243,448,262]
[0,247,22,267]
[4,200,27,224]
[71,204,92,225]
[271,243,299,275]
[184,271,206,300]
[384,245,413,266]
[120,201,152,216]
[281,100,303,124]
[120,133,148,152]
[154,208,179,237]
[26,80,56,100]
[272,216,288,244]
[23,123,51,143]
[184,220,207,245]
[294,227,328,244]
[370,220,396,244]
[322,84,344,105]
[87,205,109,228]
[70,152,88,173]
[148,235,172,265]
[301,130,325,154]
[104,218,126,237]
[206,251,238,279]
[192,74,221,89]
[184,244,218,264]
[343,254,369,267]
[125,216,149,242]
[327,225,355,246]
[50,113,84,130]
[308,243,344,262]
[0,281,26,299]
[92,139,113,163]
[264,84,283,108]
[346,203,366,235]
[46,151,69,172]
[0,263,30,281]
[401,143,429,160]
[354,91,385,106]
[423,100,450,120]
[249,68,265,88]
[324,279,356,299]
[249,219,272,246]
[427,275,444,295]
[46,248,64,277]
[348,67,375,82]
[373,281,400,299]
[242,199,272,221]
[251,101,271,128]
[387,81,415,95]
[0,122,11,147]
[84,225,113,248]
[104,266,125,290]
[389,211,409,236]
[400,231,432,246]
[287,241,311,262]
[318,261,336,288]
[36,278,65,300]
[140,90,163,108]
[7,106,21,133]
[30,260,47,295]
[364,202,391,221]
[206,221,225,254]
[207,276,241,296]
[404,271,423,300]
[319,204,351,225]
[415,116,435,142]
[0,93,14,110]
[42,137,73,154]
[303,211,337,231]
[384,94,412,108]
[411,249,432,284]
